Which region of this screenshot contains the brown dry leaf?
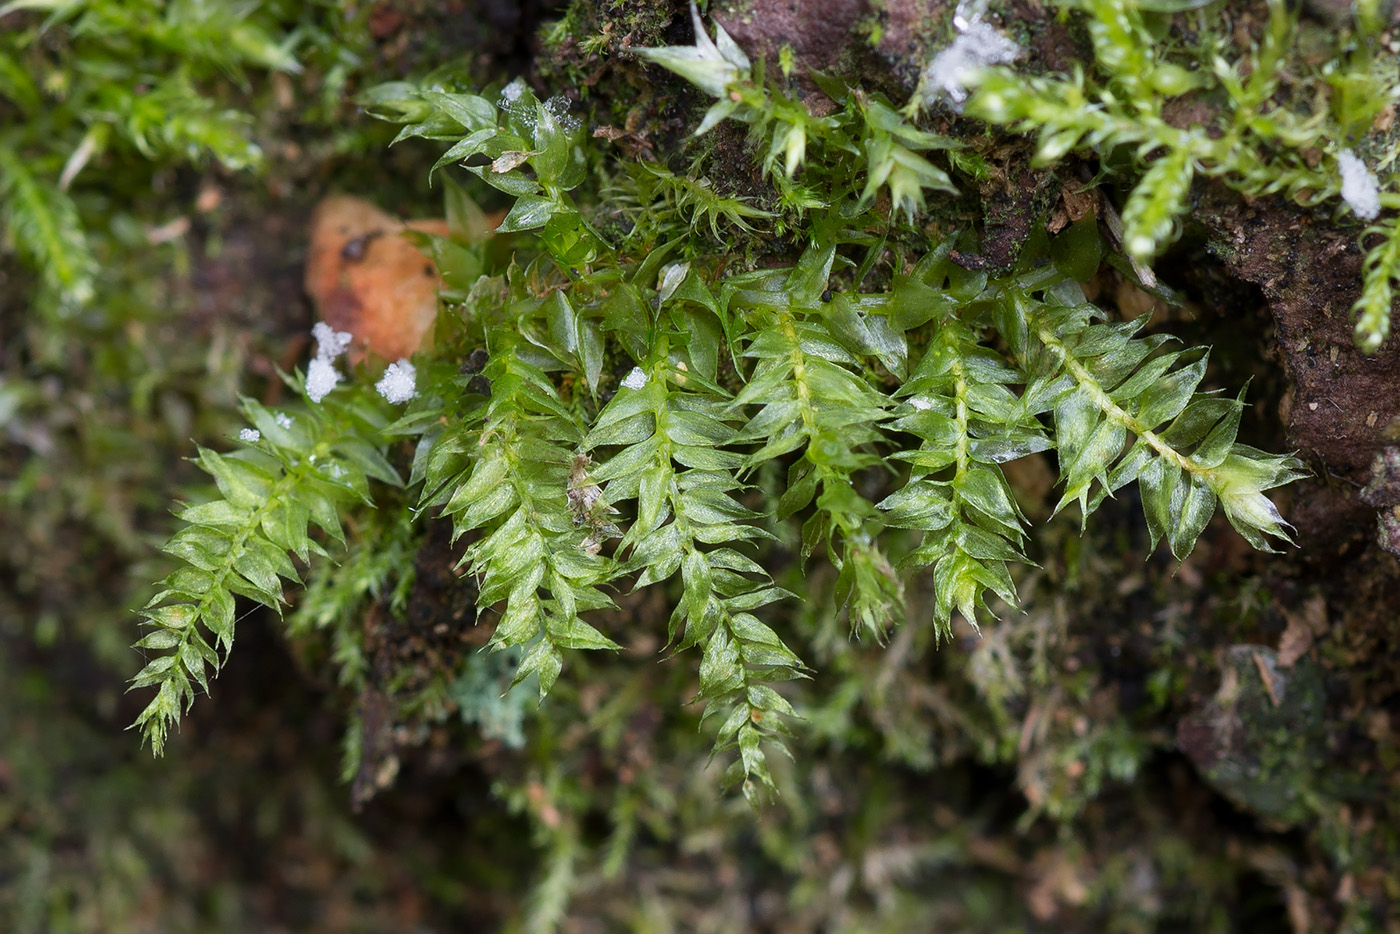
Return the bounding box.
[1252,649,1281,706]
[1025,846,1091,922]
[1278,594,1326,668]
[1062,185,1098,223]
[1113,271,1169,323]
[1277,614,1314,668]
[1046,183,1099,233]
[304,194,450,363]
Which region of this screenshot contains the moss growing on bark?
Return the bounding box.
[5,1,1400,931]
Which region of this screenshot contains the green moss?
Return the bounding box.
[129,11,1305,813]
[962,0,1400,350]
[9,2,1399,929]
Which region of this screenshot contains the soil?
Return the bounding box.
[1195,184,1400,479]
[713,0,872,74]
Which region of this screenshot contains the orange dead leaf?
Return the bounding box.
[304,195,449,363]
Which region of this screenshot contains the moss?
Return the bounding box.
[1177,646,1327,825]
[8,0,1400,930]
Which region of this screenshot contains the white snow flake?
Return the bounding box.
[311,321,353,360]
[921,0,1020,110]
[274,412,293,429]
[306,323,353,403]
[621,367,648,390]
[239,428,261,442]
[1339,150,1381,222]
[375,359,418,404]
[306,356,341,403]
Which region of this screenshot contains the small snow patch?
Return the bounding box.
[312,321,353,360]
[621,367,648,390]
[544,95,581,134]
[239,428,260,442]
[376,360,418,404]
[499,79,535,130]
[909,397,933,411]
[1339,150,1381,222]
[307,323,354,403]
[921,0,1020,110]
[274,412,293,429]
[306,356,341,403]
